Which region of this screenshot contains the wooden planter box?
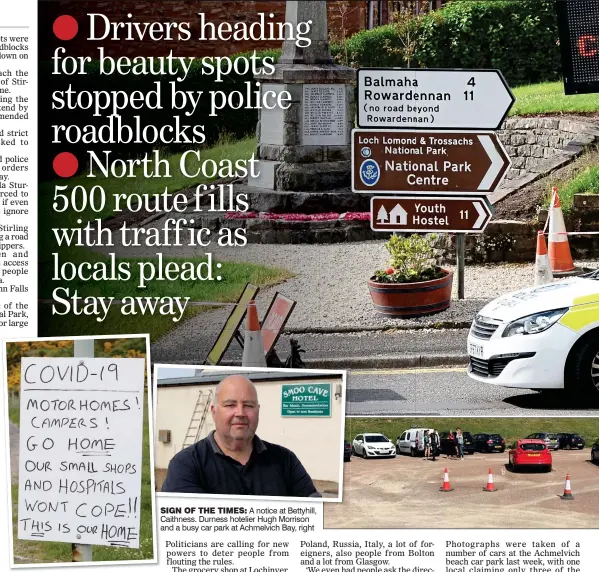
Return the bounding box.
[367,269,453,318]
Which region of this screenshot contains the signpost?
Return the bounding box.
[357,68,514,130]
[557,0,599,95]
[281,383,331,417]
[371,196,493,233]
[18,355,145,549]
[352,129,510,194]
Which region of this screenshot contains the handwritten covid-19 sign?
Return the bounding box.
[18,357,145,548]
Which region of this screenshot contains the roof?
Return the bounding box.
[157,369,343,388]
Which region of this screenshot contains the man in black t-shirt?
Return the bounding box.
[161,375,320,497]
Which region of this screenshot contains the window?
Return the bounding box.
[520,443,546,451]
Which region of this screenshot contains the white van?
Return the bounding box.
[396,428,435,456]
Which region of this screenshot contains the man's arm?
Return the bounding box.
[287,452,321,498]
[161,450,207,494]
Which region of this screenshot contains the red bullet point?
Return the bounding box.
[53,15,78,41]
[53,152,78,178]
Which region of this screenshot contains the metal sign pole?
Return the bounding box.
[456,235,466,300]
[72,338,94,563]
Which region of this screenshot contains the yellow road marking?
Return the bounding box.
[352,367,468,375]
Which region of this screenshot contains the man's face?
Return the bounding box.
[211,377,260,444]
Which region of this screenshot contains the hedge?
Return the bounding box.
[331,0,561,86]
[414,0,561,87]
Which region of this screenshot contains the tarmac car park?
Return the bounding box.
[326,445,598,529]
[467,272,599,398]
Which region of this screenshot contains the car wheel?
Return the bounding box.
[410,447,416,457]
[569,336,599,400]
[566,444,571,450]
[351,446,355,456]
[362,448,368,459]
[547,465,552,473]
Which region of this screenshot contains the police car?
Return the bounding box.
[467,270,599,397]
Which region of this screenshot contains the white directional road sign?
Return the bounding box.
[358,68,515,130]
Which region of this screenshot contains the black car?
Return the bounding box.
[344,440,352,462]
[558,433,585,450]
[439,431,476,455]
[473,433,506,453]
[592,439,599,464]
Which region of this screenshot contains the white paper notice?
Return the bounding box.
[17,357,145,548]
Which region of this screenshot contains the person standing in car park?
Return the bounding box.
[457,428,464,460]
[431,430,439,461]
[423,430,431,459]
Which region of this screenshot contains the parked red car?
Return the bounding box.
[509,439,552,472]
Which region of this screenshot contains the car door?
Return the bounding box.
[400,431,411,454]
[396,431,406,453]
[353,434,363,456]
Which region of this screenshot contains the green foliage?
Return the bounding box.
[544,163,599,214]
[332,0,562,87]
[416,0,561,86]
[374,234,442,283]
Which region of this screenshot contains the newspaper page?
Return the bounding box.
[1,0,599,571]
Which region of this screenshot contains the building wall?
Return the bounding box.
[42,1,366,58]
[155,376,344,484]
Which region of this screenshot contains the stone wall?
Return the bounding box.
[493,117,599,204]
[41,1,366,58]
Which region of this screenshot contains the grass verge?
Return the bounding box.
[510,82,599,116]
[345,418,599,449]
[542,147,599,213]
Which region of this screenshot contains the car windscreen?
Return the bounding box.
[490,434,502,439]
[520,443,546,451]
[547,434,558,439]
[365,435,389,443]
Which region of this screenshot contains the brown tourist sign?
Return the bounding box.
[370,196,493,234]
[352,129,511,195]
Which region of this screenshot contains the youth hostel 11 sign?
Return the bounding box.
[281,383,331,417]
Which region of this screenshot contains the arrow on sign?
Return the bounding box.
[478,135,505,191]
[389,203,408,225]
[473,201,488,229]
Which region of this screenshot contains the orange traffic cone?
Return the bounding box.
[241,301,267,367]
[561,473,574,500]
[534,231,553,285]
[483,467,497,492]
[548,187,576,274]
[439,468,454,492]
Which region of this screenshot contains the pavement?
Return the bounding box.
[324,448,599,529]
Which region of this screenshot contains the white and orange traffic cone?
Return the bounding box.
[561,473,574,500]
[242,301,267,367]
[483,467,497,492]
[439,468,454,492]
[534,230,553,285]
[548,187,576,275]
